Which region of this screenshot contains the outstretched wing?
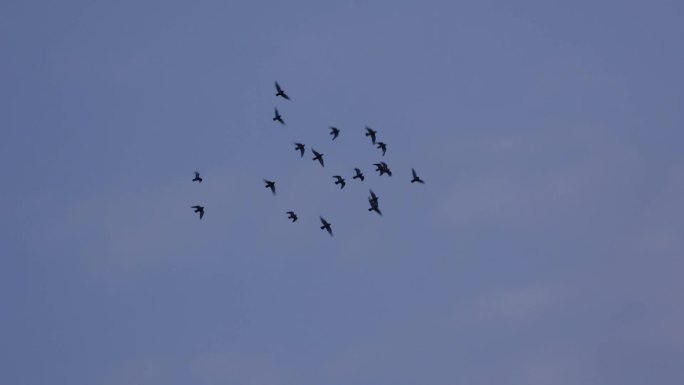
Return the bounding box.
[412,168,418,178]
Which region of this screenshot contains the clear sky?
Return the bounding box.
[1,1,683,384]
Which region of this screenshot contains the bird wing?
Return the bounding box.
[199,210,204,219]
[275,81,282,92]
[194,171,200,177]
[412,168,418,178]
[191,205,200,209]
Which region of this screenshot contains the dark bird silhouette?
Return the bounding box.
[377,142,387,156]
[365,126,378,145]
[332,175,346,189]
[369,189,379,204]
[353,167,365,181]
[329,126,340,140]
[192,171,203,183]
[191,205,205,219]
[320,216,333,236]
[286,211,298,222]
[312,149,325,167]
[411,168,425,184]
[368,190,381,216]
[264,179,276,195]
[274,81,290,100]
[294,142,305,157]
[368,198,382,216]
[273,107,284,125]
[374,162,392,177]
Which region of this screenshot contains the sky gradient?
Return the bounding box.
[1,1,683,384]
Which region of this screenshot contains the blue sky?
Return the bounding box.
[1,1,683,384]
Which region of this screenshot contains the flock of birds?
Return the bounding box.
[191,82,425,236]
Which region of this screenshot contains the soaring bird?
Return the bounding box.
[368,198,382,216]
[286,211,298,222]
[365,126,378,145]
[411,168,425,184]
[192,171,203,183]
[332,175,346,189]
[273,108,284,125]
[294,142,305,157]
[369,189,379,204]
[329,126,340,140]
[368,190,381,216]
[376,142,387,156]
[274,81,290,100]
[312,149,325,167]
[374,162,392,176]
[191,205,205,219]
[353,167,365,181]
[264,179,276,195]
[319,216,333,236]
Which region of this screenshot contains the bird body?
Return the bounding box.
[273,108,284,124]
[411,168,425,184]
[312,149,325,167]
[353,167,365,181]
[368,190,381,215]
[275,82,290,100]
[365,126,377,145]
[329,126,340,140]
[319,216,333,236]
[191,205,205,219]
[294,142,305,157]
[377,142,387,156]
[374,162,392,176]
[192,171,203,183]
[333,175,346,189]
[264,179,276,195]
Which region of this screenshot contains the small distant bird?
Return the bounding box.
[286,211,298,222]
[368,198,382,216]
[329,126,340,140]
[333,175,346,189]
[376,142,387,156]
[365,126,378,145]
[192,171,203,183]
[411,168,425,184]
[191,205,205,219]
[294,142,305,157]
[369,189,379,204]
[312,149,325,167]
[274,81,290,100]
[368,190,381,216]
[273,107,284,125]
[319,216,333,236]
[374,162,392,177]
[264,179,276,195]
[353,167,365,181]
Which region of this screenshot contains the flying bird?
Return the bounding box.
[264,179,276,195]
[374,162,392,176]
[369,189,379,204]
[352,167,365,181]
[411,168,425,184]
[319,216,333,236]
[312,149,325,167]
[365,126,378,145]
[376,142,387,156]
[329,126,340,140]
[286,211,298,222]
[273,107,284,125]
[274,81,290,100]
[192,171,202,183]
[191,205,205,219]
[294,142,305,157]
[368,190,381,216]
[368,197,382,216]
[332,175,346,189]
